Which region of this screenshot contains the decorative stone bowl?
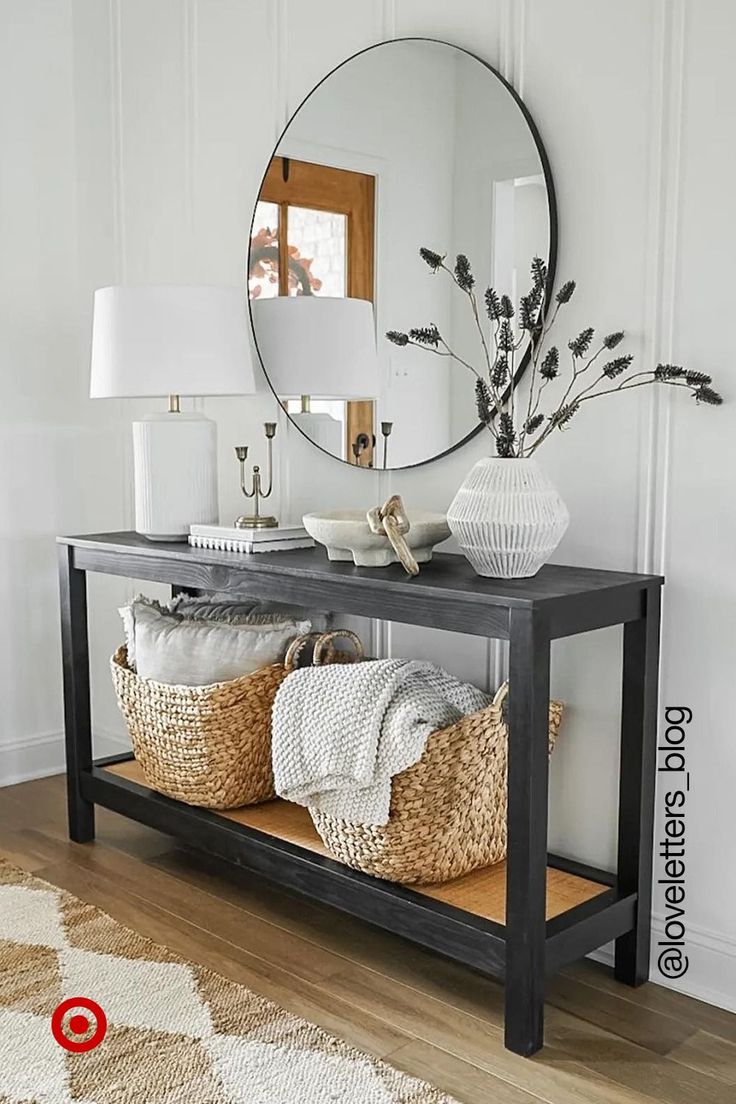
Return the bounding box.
[303,510,450,567]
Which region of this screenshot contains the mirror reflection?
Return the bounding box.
[249,38,555,469]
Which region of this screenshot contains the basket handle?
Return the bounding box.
[313,629,365,666]
[284,632,323,672]
[492,680,509,708]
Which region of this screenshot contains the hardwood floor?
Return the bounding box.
[1,774,734,1104]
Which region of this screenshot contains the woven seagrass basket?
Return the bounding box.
[111,645,287,809]
[310,682,563,885]
[110,630,361,811]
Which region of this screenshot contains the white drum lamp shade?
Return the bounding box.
[90,286,256,541]
[251,296,377,457]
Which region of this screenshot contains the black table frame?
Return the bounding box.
[58,532,663,1056]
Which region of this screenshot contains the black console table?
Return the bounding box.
[58,531,663,1056]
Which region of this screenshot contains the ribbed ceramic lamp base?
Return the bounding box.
[133,413,218,541]
[447,457,569,579]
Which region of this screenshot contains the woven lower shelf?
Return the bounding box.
[103,759,607,925]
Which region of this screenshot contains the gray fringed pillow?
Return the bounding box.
[119,595,310,686]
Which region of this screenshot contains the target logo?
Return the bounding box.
[51,998,107,1053]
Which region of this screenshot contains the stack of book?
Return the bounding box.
[188,524,314,554]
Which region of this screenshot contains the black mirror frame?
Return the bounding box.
[248,37,558,472]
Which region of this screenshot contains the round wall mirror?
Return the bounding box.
[249,38,556,470]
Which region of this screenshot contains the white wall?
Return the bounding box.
[1,0,734,1014]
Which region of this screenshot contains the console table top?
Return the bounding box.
[59,531,662,641]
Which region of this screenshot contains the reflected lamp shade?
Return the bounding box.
[250,296,377,459]
[90,286,256,541]
[251,296,377,399]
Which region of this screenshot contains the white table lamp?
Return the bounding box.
[90,286,256,541]
[250,296,377,457]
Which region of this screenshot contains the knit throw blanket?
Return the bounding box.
[272,658,491,826]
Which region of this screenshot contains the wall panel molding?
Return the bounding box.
[108,0,126,284]
[270,0,292,526]
[107,0,134,532]
[382,0,397,41]
[499,0,518,85]
[655,0,686,580]
[273,0,289,128]
[184,0,197,234]
[184,0,202,417]
[487,0,523,693]
[639,0,687,577]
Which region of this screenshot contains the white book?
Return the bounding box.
[188,533,314,554]
[189,522,309,544]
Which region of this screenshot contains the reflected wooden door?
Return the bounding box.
[249,157,376,466]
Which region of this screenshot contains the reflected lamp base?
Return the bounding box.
[291,410,343,458]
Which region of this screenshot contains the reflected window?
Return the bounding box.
[248,157,376,465]
[288,207,347,297]
[248,201,280,299]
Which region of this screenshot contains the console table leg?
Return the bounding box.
[615,585,661,985]
[505,607,551,1056]
[58,544,95,843]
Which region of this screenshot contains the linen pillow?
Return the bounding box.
[119,597,310,686]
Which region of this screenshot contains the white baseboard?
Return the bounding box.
[0,730,131,787]
[588,912,736,1015]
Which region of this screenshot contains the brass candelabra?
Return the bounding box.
[381,421,393,469]
[234,422,278,529]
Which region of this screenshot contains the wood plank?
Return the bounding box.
[104,759,608,924]
[320,967,657,1104]
[324,962,736,1104]
[667,1030,736,1087]
[386,1039,543,1104]
[565,959,736,1046]
[546,972,695,1056]
[546,1012,735,1104]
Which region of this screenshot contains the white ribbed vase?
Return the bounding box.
[447,458,569,579]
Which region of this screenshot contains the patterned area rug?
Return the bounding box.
[0,860,457,1103]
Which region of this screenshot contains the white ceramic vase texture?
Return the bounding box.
[447,457,570,579]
